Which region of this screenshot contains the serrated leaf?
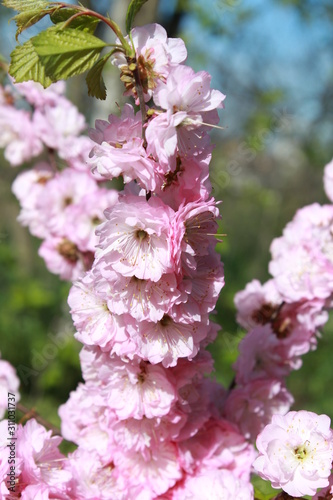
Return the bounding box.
[8,39,54,87]
[13,9,51,39]
[32,26,107,80]
[50,8,100,33]
[125,0,149,33]
[3,0,50,12]
[85,52,113,100]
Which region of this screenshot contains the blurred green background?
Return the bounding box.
[0,0,333,430]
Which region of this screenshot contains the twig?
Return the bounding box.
[17,402,61,436]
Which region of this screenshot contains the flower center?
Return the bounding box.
[135,229,149,242]
[91,216,102,226]
[63,196,73,207]
[294,442,310,461]
[137,361,148,384]
[57,239,79,262]
[252,303,292,339]
[159,314,172,327]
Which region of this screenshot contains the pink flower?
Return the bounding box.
[233,325,293,384]
[103,357,177,419]
[96,195,174,282]
[0,105,43,165]
[234,279,327,361]
[146,65,225,162]
[170,197,220,277]
[65,188,118,252]
[0,358,20,419]
[59,134,96,172]
[12,162,54,239]
[173,469,254,500]
[178,417,256,481]
[224,379,294,441]
[79,347,177,420]
[174,198,219,256]
[113,441,182,497]
[20,484,52,500]
[66,448,127,500]
[146,110,214,166]
[234,279,282,331]
[16,419,71,497]
[111,410,186,453]
[170,349,215,389]
[128,315,209,367]
[146,110,188,165]
[253,410,333,497]
[59,383,115,459]
[153,65,225,117]
[112,23,187,101]
[33,96,86,150]
[89,104,158,190]
[14,80,66,108]
[173,249,224,321]
[13,80,66,107]
[174,378,223,442]
[156,150,212,211]
[102,270,186,322]
[269,204,333,302]
[36,169,98,236]
[324,158,333,203]
[68,270,128,350]
[38,236,89,281]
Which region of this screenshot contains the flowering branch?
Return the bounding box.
[1,1,333,499]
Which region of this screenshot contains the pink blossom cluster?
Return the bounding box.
[57,347,255,498]
[90,23,225,206]
[0,23,257,499]
[230,156,333,495]
[0,418,71,499]
[2,79,118,280]
[0,359,255,499]
[57,23,256,498]
[228,163,333,441]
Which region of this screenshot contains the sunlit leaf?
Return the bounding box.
[13,9,51,39]
[32,26,107,80]
[3,0,50,12]
[8,39,54,87]
[125,0,149,33]
[50,8,100,33]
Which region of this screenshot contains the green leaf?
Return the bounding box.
[85,52,113,100]
[13,9,51,39]
[253,490,274,500]
[50,8,100,33]
[8,39,55,87]
[3,0,50,12]
[252,476,278,500]
[32,26,107,81]
[125,0,149,33]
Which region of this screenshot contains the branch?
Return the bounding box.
[17,402,62,436]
